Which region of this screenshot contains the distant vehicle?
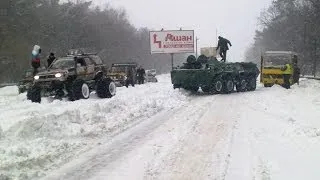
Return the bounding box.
[260,51,300,87]
[145,69,158,83]
[171,55,260,94]
[27,51,116,103]
[107,62,138,87]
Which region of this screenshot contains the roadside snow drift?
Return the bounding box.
[0,74,188,180]
[225,78,320,180]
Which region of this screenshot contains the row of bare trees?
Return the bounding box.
[0,0,186,83]
[245,0,320,76]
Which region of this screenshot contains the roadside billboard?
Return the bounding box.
[149,30,194,54]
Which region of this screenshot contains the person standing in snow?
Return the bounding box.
[216,36,232,62]
[136,66,145,84]
[31,45,41,76]
[282,62,293,89]
[47,52,56,68]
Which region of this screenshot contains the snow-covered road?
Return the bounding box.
[1,75,320,180]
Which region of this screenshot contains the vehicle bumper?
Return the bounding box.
[34,80,66,97]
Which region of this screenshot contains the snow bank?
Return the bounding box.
[0,74,188,179]
[225,78,320,180]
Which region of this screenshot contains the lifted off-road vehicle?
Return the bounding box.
[27,52,116,103]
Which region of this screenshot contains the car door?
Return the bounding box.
[84,57,95,80]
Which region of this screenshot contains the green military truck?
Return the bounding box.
[171,55,260,94]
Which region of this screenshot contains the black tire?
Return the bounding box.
[69,79,90,101]
[184,86,199,93]
[96,78,116,98]
[212,78,223,94]
[236,78,247,92]
[201,86,210,93]
[263,83,272,88]
[248,77,257,91]
[27,85,41,103]
[223,76,234,94]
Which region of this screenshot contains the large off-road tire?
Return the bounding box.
[27,85,41,103]
[96,78,116,98]
[69,79,90,101]
[248,76,257,91]
[236,78,247,92]
[212,78,223,94]
[223,76,234,94]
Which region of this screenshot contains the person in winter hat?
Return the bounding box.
[47,52,56,67]
[31,45,41,75]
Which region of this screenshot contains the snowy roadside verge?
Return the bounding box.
[0,74,188,180]
[225,78,320,180]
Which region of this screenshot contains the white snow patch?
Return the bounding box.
[225,78,320,180]
[0,74,188,179]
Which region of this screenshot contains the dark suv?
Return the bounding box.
[27,52,116,103]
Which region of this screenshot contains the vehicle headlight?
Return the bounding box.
[55,73,62,78]
[34,75,39,80]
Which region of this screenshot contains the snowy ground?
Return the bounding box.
[1,75,320,180]
[0,75,188,179]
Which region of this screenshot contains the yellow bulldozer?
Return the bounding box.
[260,51,300,88]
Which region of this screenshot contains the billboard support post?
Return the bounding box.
[171,53,174,70]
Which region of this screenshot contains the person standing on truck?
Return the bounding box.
[216,36,232,62]
[31,45,41,76]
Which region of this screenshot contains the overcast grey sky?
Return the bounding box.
[95,0,272,62]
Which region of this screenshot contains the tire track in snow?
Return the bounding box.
[42,95,218,180]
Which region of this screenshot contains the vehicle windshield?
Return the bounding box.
[264,54,292,66]
[50,57,75,69]
[111,66,128,73]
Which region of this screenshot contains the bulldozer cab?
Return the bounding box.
[261,51,299,87]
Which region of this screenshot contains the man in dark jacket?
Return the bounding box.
[125,68,135,88]
[216,36,232,62]
[47,53,56,67]
[136,66,145,84]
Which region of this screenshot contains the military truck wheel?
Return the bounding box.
[190,86,199,93]
[70,79,90,100]
[201,86,211,93]
[185,86,198,93]
[96,78,116,98]
[236,78,247,92]
[28,85,41,103]
[248,77,257,91]
[223,77,234,94]
[212,78,223,93]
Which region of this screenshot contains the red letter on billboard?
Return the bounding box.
[153,34,162,48]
